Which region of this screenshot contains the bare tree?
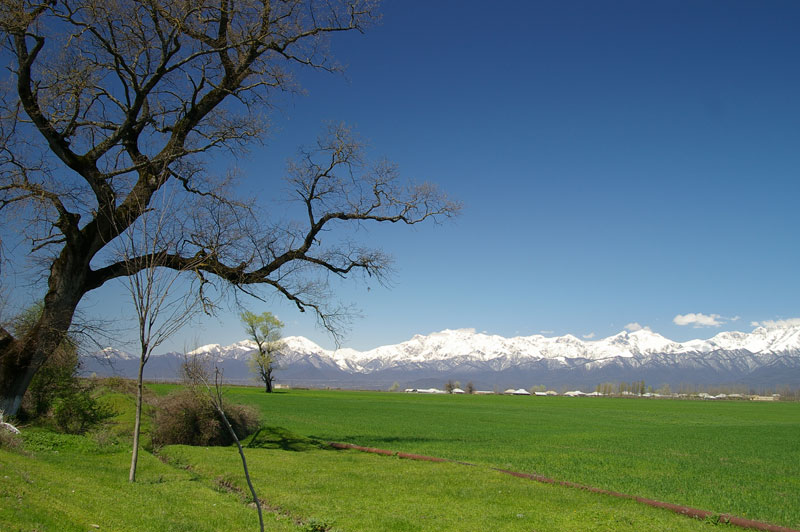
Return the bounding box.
[0,1,459,415]
[183,358,265,532]
[117,184,206,482]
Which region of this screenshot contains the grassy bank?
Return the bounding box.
[0,429,298,532]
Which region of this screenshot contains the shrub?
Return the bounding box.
[51,385,114,435]
[151,390,260,447]
[21,343,80,419]
[304,518,336,532]
[6,303,112,433]
[0,426,23,452]
[101,376,135,393]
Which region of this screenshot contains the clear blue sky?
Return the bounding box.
[16,1,800,352]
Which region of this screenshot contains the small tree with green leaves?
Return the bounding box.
[241,311,285,393]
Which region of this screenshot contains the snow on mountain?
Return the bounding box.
[188,340,258,360]
[86,324,800,388]
[96,347,137,361]
[181,325,800,369]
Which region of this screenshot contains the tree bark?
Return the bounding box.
[265,369,273,393]
[129,358,146,482]
[0,248,87,416]
[0,340,39,417]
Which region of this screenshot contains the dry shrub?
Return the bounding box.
[151,390,260,447]
[99,376,139,394]
[0,428,23,452]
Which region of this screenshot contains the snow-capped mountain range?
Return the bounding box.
[84,325,800,391]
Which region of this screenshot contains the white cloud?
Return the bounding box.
[750,318,800,329]
[624,322,651,332]
[673,313,724,328]
[539,330,554,335]
[582,332,595,339]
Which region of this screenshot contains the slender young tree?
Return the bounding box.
[117,184,206,482]
[0,1,460,416]
[241,311,284,393]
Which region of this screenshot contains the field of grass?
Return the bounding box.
[2,418,726,532]
[3,384,798,531]
[216,387,800,529]
[0,429,299,532]
[159,428,727,532]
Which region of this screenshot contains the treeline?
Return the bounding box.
[595,381,651,396]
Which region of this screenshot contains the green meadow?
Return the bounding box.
[2,384,798,531]
[218,388,800,528]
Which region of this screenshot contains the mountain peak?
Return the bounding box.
[86,323,800,389]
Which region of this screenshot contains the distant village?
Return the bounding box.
[402,385,783,401]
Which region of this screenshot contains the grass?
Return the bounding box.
[3,383,797,531]
[0,430,298,532]
[161,427,727,532]
[1,423,729,532]
[221,387,800,528]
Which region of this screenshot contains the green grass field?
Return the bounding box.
[160,430,729,532]
[216,387,800,528]
[0,429,300,532]
[3,384,798,531]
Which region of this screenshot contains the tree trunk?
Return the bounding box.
[129,357,146,482]
[0,249,87,416]
[0,340,39,416]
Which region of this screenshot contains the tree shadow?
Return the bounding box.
[309,435,452,446]
[246,426,334,452]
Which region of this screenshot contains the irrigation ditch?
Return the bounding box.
[327,441,799,532]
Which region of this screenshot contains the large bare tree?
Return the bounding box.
[0,0,459,416]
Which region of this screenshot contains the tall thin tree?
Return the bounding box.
[117,184,206,482]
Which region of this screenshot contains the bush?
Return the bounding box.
[51,385,114,435]
[13,302,111,434]
[16,342,113,434]
[151,390,260,447]
[21,338,81,420]
[0,427,23,452]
